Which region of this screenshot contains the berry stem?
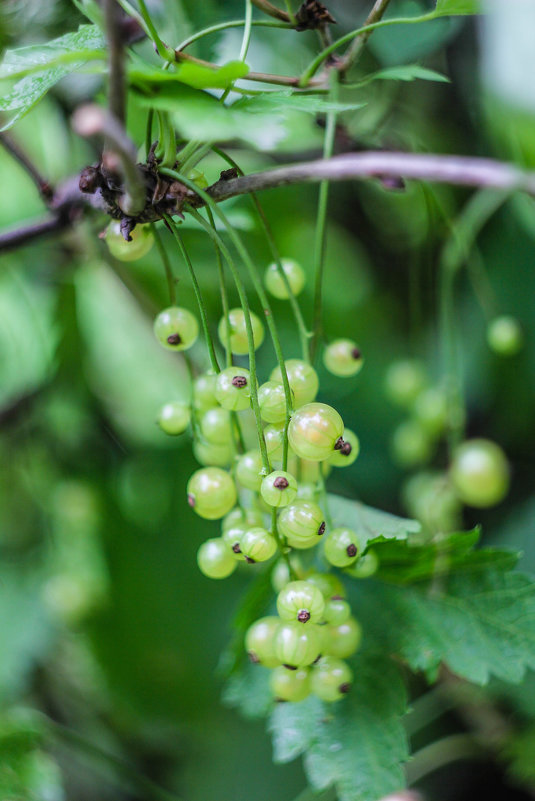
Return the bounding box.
[151,223,177,305]
[206,206,233,369]
[145,108,154,159]
[239,0,254,62]
[271,507,296,580]
[174,19,292,54]
[136,0,173,59]
[163,215,220,374]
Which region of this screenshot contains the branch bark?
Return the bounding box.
[104,0,126,124]
[337,0,393,75]
[0,132,54,200]
[251,0,292,22]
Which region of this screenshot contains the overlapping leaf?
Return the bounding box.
[434,0,481,15]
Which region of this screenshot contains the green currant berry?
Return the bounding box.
[271,555,304,593]
[193,373,218,412]
[289,403,344,462]
[413,388,448,437]
[328,428,360,467]
[193,439,234,468]
[264,258,306,300]
[385,359,428,407]
[240,527,278,563]
[391,419,434,467]
[221,525,247,561]
[450,439,509,508]
[258,381,291,423]
[245,616,281,668]
[199,407,233,446]
[324,617,362,659]
[189,167,209,189]
[487,315,523,356]
[197,538,237,579]
[187,467,237,520]
[344,551,378,579]
[218,308,264,356]
[277,580,325,624]
[296,483,318,501]
[310,656,353,702]
[274,621,321,668]
[157,401,191,435]
[270,360,319,407]
[278,500,326,543]
[154,306,199,352]
[264,423,285,460]
[261,470,298,508]
[324,527,360,568]
[323,339,364,377]
[105,221,154,261]
[215,367,255,413]
[270,666,311,702]
[323,598,351,625]
[305,571,345,599]
[402,471,461,533]
[236,450,265,492]
[222,506,264,532]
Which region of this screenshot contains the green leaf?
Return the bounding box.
[0,711,64,801]
[329,493,421,550]
[359,64,450,84]
[434,0,481,15]
[234,90,366,115]
[222,662,273,720]
[502,725,535,785]
[129,59,249,90]
[0,24,105,130]
[356,569,535,685]
[269,653,409,801]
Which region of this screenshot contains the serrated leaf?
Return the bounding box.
[269,654,409,801]
[234,90,366,115]
[222,661,273,719]
[0,24,105,130]
[434,0,481,15]
[329,493,421,550]
[359,64,450,85]
[129,59,249,90]
[356,570,535,685]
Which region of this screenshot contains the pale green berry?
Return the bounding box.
[218,308,264,355]
[215,367,254,411]
[258,381,291,423]
[324,617,362,659]
[305,572,345,599]
[270,666,311,702]
[261,470,298,508]
[277,580,325,624]
[197,538,237,579]
[264,258,306,300]
[274,621,321,668]
[385,360,428,407]
[105,221,154,261]
[245,616,281,668]
[264,423,285,460]
[277,500,326,544]
[344,551,378,579]
[154,306,199,351]
[270,360,319,407]
[187,467,237,520]
[323,598,351,625]
[221,525,247,561]
[200,407,233,446]
[240,527,278,563]
[289,403,344,462]
[193,439,234,468]
[328,428,360,467]
[487,315,523,356]
[324,527,360,568]
[157,401,191,435]
[310,656,353,702]
[236,450,265,492]
[392,419,434,467]
[222,506,265,532]
[450,439,509,508]
[323,339,364,377]
[413,388,448,437]
[193,373,218,411]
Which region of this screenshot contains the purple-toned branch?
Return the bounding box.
[0,132,54,200]
[251,0,292,22]
[338,0,393,74]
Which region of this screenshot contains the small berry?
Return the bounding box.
[215,366,254,411]
[324,527,360,568]
[277,580,325,624]
[310,656,353,702]
[258,381,292,423]
[270,360,319,407]
[261,470,298,508]
[273,621,321,668]
[413,388,448,437]
[154,306,199,351]
[105,220,154,261]
[240,527,278,563]
[277,500,326,548]
[305,571,346,599]
[193,439,234,468]
[391,419,434,467]
[450,439,509,508]
[264,423,286,460]
[245,616,282,668]
[187,467,237,520]
[193,373,218,411]
[222,506,265,532]
[385,359,428,407]
[221,525,247,561]
[157,401,191,435]
[324,617,362,659]
[199,407,233,446]
[323,339,364,377]
[344,551,379,579]
[218,308,264,355]
[322,598,351,625]
[270,666,311,702]
[236,450,265,492]
[264,258,306,300]
[288,403,344,462]
[487,315,523,356]
[328,428,360,467]
[197,538,237,579]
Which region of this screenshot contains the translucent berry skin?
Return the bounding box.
[324,527,361,568]
[270,360,319,408]
[258,381,291,423]
[105,221,154,261]
[345,551,379,579]
[325,617,362,659]
[264,423,285,460]
[278,500,326,543]
[221,525,247,561]
[240,527,278,562]
[200,407,233,446]
[264,258,306,300]
[450,439,509,508]
[289,403,344,462]
[223,506,264,532]
[385,359,428,407]
[328,428,360,468]
[270,666,311,702]
[277,580,325,624]
[392,420,434,467]
[157,401,191,435]
[487,315,523,356]
[323,339,364,377]
[187,467,237,520]
[197,538,237,579]
[193,373,218,411]
[261,471,298,508]
[245,616,282,668]
[214,367,254,411]
[413,388,448,437]
[218,308,264,355]
[310,656,353,702]
[154,306,199,351]
[274,621,321,668]
[236,450,265,492]
[305,572,346,599]
[189,168,209,189]
[323,598,351,625]
[193,439,234,468]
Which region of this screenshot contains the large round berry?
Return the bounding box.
[240,527,278,563]
[328,428,360,467]
[391,420,434,467]
[264,258,306,300]
[215,366,254,411]
[305,571,345,599]
[193,439,234,468]
[413,388,448,437]
[197,538,237,579]
[384,359,428,407]
[278,500,326,546]
[345,551,378,579]
[277,580,325,624]
[105,221,154,261]
[273,621,321,668]
[245,616,281,668]
[270,666,311,702]
[323,339,364,377]
[324,527,360,568]
[236,450,265,492]
[187,467,237,520]
[270,360,319,407]
[199,407,233,446]
[193,373,218,411]
[258,381,291,423]
[221,525,247,561]
[487,315,523,356]
[261,470,298,508]
[218,308,264,355]
[289,403,344,462]
[450,439,509,508]
[154,306,199,351]
[310,656,353,702]
[157,401,191,435]
[264,423,286,460]
[323,598,351,626]
[324,617,362,659]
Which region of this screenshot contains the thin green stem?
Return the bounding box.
[406,733,486,785]
[271,506,295,578]
[163,215,220,374]
[310,71,339,364]
[404,686,457,737]
[145,108,154,158]
[137,0,174,60]
[175,19,291,53]
[151,224,176,305]
[282,0,296,25]
[115,0,148,34]
[298,12,438,86]
[239,0,254,62]
[206,206,233,369]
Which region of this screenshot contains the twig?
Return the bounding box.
[103,0,126,124]
[251,0,291,22]
[406,733,487,784]
[0,132,53,200]
[0,215,73,252]
[338,0,393,75]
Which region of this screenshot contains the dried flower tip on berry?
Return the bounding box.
[283,664,298,670]
[334,437,345,450]
[245,555,256,564]
[297,609,311,623]
[339,682,352,694]
[346,544,357,558]
[187,494,195,507]
[231,543,242,554]
[231,375,248,388]
[318,522,326,536]
[167,333,182,346]
[248,651,260,664]
[340,442,352,456]
[351,347,362,360]
[274,476,290,490]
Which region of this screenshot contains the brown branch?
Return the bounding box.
[0,132,54,200]
[103,0,126,124]
[251,0,291,22]
[0,215,73,253]
[337,0,393,75]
